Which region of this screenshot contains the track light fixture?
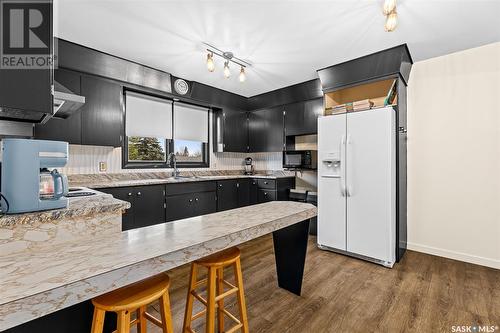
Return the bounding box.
[239,66,246,83]
[203,42,251,82]
[206,52,215,72]
[223,61,231,78]
[383,0,398,32]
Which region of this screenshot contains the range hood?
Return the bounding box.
[52,80,86,119]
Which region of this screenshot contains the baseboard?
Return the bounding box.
[407,242,500,269]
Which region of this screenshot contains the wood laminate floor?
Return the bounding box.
[135,235,499,333]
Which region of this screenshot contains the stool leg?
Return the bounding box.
[159,293,174,333]
[117,310,131,333]
[206,266,217,333]
[137,306,147,333]
[216,267,225,333]
[234,258,249,333]
[90,308,106,333]
[183,263,198,332]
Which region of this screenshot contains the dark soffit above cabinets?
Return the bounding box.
[317,44,413,93]
[57,39,172,94]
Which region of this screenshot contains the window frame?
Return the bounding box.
[122,89,210,169]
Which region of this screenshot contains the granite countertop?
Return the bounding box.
[0,193,130,228]
[0,201,317,330]
[68,171,296,189]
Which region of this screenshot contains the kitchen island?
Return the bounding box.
[1,201,316,332]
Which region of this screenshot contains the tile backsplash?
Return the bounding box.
[60,145,283,175]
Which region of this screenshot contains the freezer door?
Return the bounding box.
[346,107,396,264]
[317,114,347,251]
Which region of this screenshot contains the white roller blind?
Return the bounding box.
[125,91,172,138]
[174,103,209,142]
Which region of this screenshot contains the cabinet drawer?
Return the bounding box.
[258,189,277,203]
[257,179,276,189]
[166,181,216,196]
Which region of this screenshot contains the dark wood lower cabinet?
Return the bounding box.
[133,185,166,228]
[101,178,294,231]
[100,185,165,231]
[165,182,217,222]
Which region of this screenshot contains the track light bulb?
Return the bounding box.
[383,0,396,15]
[239,67,246,82]
[206,52,215,72]
[384,11,398,32]
[223,61,231,78]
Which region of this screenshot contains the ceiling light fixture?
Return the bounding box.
[206,52,215,72]
[239,66,246,83]
[203,42,251,82]
[382,0,398,32]
[223,61,231,78]
[384,11,398,32]
[382,0,396,15]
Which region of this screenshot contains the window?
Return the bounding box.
[172,102,209,167]
[123,91,209,168]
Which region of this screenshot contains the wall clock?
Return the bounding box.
[174,78,189,95]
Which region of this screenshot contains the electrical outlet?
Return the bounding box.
[98,162,107,172]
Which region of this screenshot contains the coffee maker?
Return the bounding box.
[1,139,69,214]
[244,157,254,175]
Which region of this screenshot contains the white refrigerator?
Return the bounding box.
[317,106,396,267]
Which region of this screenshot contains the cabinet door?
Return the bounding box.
[224,110,248,152]
[258,189,277,203]
[217,180,239,211]
[303,98,323,134]
[237,179,250,207]
[80,76,123,147]
[194,191,217,216]
[133,185,165,228]
[249,179,259,205]
[284,102,304,136]
[165,193,194,222]
[99,187,135,231]
[34,69,82,144]
[248,107,284,152]
[248,111,266,152]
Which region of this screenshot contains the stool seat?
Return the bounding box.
[91,273,173,333]
[92,273,171,312]
[194,247,241,267]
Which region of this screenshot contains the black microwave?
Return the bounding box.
[282,150,317,169]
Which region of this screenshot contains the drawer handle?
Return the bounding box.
[264,192,268,196]
[264,181,268,184]
[127,193,132,196]
[137,192,141,196]
[189,199,193,203]
[195,198,199,202]
[219,184,223,187]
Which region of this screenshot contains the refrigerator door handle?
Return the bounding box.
[340,134,346,196]
[346,135,353,197]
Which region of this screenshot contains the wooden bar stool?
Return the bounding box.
[91,273,174,333]
[183,247,249,333]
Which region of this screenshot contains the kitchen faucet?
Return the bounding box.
[167,152,180,178]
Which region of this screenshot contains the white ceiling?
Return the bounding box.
[55,0,500,97]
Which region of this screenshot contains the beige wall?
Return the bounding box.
[407,42,500,269]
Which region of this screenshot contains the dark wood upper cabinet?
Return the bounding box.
[224,110,248,152]
[284,98,322,136]
[80,75,123,147]
[248,106,284,152]
[34,69,82,144]
[213,108,248,153]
